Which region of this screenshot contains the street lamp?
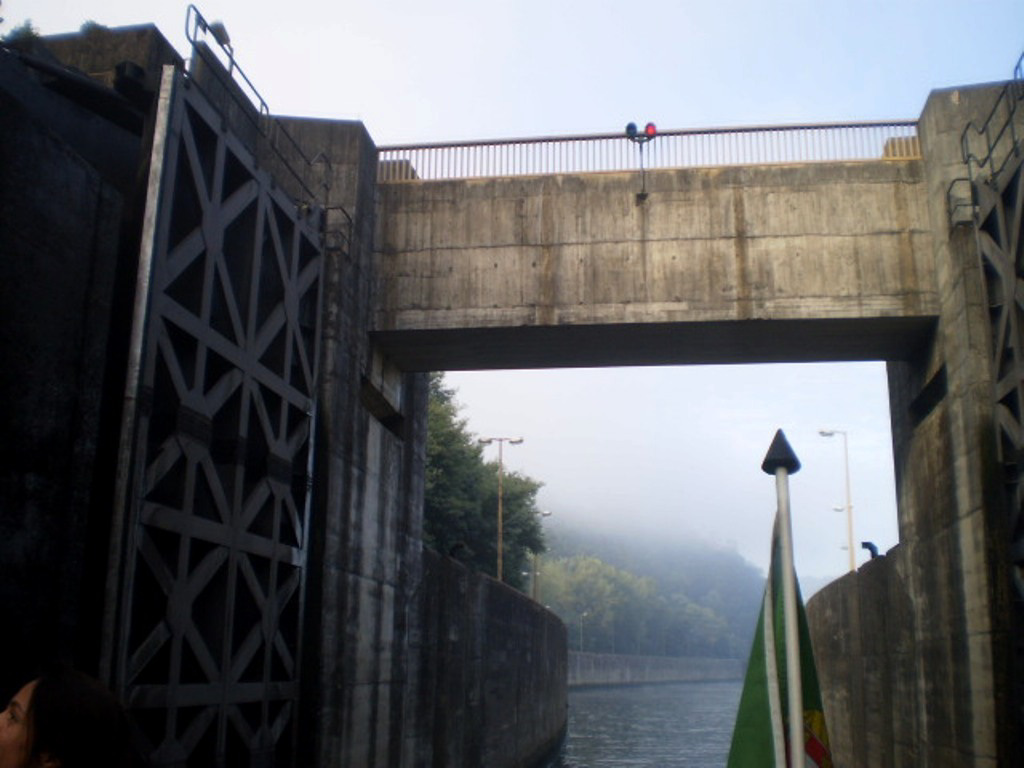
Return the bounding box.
[819,428,855,573]
[579,611,589,652]
[478,436,524,582]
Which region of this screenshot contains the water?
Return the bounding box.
[553,680,743,768]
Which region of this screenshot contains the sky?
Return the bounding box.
[13,1,1024,581]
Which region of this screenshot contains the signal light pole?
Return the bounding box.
[626,120,657,200]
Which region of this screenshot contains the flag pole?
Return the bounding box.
[762,430,804,768]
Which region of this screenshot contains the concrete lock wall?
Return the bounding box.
[0,64,125,694]
[279,116,563,768]
[275,114,424,768]
[568,652,742,688]
[0,27,180,697]
[807,83,1021,768]
[281,115,568,768]
[416,550,568,767]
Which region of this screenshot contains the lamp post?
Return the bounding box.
[478,436,523,582]
[820,428,855,573]
[579,611,589,652]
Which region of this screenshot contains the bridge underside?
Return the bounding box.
[372,315,936,371]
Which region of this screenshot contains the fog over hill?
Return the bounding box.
[542,517,767,657]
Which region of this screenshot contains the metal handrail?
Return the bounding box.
[184,5,321,207]
[186,4,268,115]
[960,85,1022,186]
[378,120,920,182]
[949,61,1024,226]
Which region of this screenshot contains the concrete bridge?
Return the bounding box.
[3,20,1024,768]
[373,145,934,370]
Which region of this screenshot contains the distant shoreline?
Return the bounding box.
[568,652,744,689]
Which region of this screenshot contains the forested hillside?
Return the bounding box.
[540,523,764,657]
[425,373,765,657]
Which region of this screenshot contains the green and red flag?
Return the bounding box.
[727,516,832,767]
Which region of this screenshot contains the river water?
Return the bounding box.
[552,680,744,767]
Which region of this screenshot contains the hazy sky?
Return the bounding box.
[15,1,1024,580]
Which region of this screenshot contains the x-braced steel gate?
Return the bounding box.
[103,61,325,767]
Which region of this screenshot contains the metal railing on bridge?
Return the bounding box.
[377,120,920,182]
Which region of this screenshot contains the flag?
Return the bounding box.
[727,516,832,767]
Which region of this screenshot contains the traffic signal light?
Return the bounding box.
[625,121,657,144]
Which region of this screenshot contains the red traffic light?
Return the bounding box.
[645,122,657,138]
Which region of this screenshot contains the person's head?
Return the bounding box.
[0,665,130,768]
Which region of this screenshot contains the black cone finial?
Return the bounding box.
[761,429,801,475]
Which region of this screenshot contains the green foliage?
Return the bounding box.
[424,373,545,591]
[3,18,37,42]
[80,21,109,34]
[541,525,764,657]
[541,556,657,654]
[424,373,489,555]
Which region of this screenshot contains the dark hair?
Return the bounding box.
[28,664,131,768]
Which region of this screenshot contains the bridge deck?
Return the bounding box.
[373,159,937,370]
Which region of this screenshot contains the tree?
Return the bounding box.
[424,373,545,591]
[424,373,489,558]
[541,555,658,653]
[3,19,37,42]
[539,543,752,657]
[543,522,764,657]
[481,469,544,589]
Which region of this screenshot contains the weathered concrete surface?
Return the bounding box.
[808,537,989,768]
[807,83,1021,768]
[808,560,890,767]
[281,116,570,768]
[416,550,568,767]
[0,41,147,698]
[43,23,182,94]
[277,116,429,768]
[568,652,741,688]
[374,161,937,370]
[7,25,179,194]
